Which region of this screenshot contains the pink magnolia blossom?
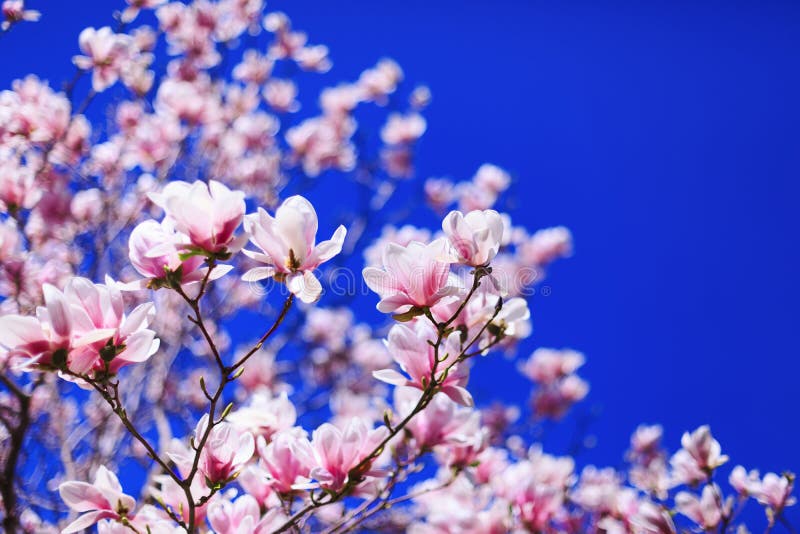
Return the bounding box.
[228,391,296,441]
[675,485,728,530]
[127,219,231,289]
[58,465,136,533]
[148,180,246,256]
[0,153,41,212]
[728,465,761,497]
[1,0,40,30]
[670,425,729,485]
[362,238,458,314]
[170,414,255,488]
[632,501,677,534]
[756,472,796,511]
[374,321,473,406]
[256,429,315,495]
[241,195,346,303]
[424,177,456,213]
[207,494,287,534]
[381,113,427,145]
[72,27,133,92]
[233,50,274,84]
[308,417,389,491]
[473,164,511,195]
[0,277,158,375]
[520,348,585,385]
[263,79,300,113]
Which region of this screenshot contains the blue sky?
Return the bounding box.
[3,0,799,525]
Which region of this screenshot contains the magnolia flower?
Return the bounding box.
[670,425,729,485]
[127,219,232,289]
[257,430,315,494]
[362,239,458,315]
[442,209,504,267]
[228,391,297,441]
[756,472,796,511]
[374,321,473,406]
[380,113,427,145]
[520,348,586,385]
[181,415,255,487]
[1,0,40,31]
[72,27,132,92]
[632,501,677,534]
[148,180,247,257]
[728,465,761,497]
[675,485,727,530]
[0,277,159,376]
[308,418,389,491]
[58,466,136,533]
[242,195,346,303]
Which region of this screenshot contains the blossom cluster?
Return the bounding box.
[0,2,794,534]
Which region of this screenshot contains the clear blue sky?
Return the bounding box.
[3,0,798,524]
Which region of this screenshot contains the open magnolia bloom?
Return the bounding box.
[241,195,346,303]
[441,208,504,267]
[0,277,159,378]
[148,179,248,257]
[374,321,474,406]
[58,465,136,533]
[362,238,460,315]
[126,218,233,290]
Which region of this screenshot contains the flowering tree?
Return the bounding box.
[0,1,795,533]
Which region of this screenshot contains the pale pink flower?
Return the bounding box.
[518,226,573,267]
[358,58,403,104]
[308,417,389,491]
[394,387,474,450]
[0,153,40,212]
[285,115,357,176]
[410,85,432,109]
[263,79,300,113]
[1,0,40,30]
[148,180,246,256]
[362,238,458,314]
[128,219,227,289]
[0,278,158,375]
[173,415,254,486]
[58,465,136,533]
[241,195,346,303]
[532,374,589,420]
[473,164,511,195]
[320,84,362,115]
[374,321,473,406]
[228,391,296,441]
[61,277,159,375]
[630,424,664,458]
[675,485,726,530]
[73,27,132,92]
[442,209,504,267]
[756,472,796,512]
[233,50,274,85]
[207,494,264,534]
[424,177,455,213]
[632,501,677,534]
[670,425,729,484]
[728,465,761,497]
[257,429,315,495]
[295,44,332,73]
[381,113,427,145]
[520,348,585,385]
